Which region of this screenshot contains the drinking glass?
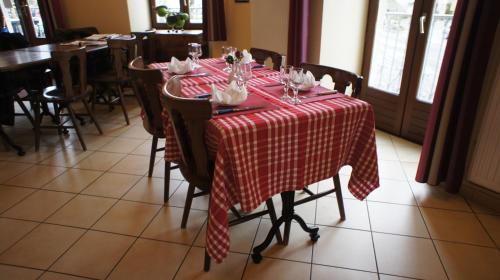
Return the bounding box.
[194,44,202,64]
[222,46,234,72]
[279,65,291,100]
[188,43,202,65]
[289,67,304,104]
[239,62,253,87]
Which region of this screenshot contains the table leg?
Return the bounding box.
[0,126,25,156]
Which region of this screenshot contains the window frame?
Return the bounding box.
[149,0,203,30]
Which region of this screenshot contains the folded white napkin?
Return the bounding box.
[302,71,317,89]
[168,57,194,75]
[241,49,253,64]
[211,81,248,105]
[85,34,118,41]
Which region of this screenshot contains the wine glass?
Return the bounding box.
[188,43,202,65]
[279,65,291,100]
[194,44,202,64]
[239,62,253,87]
[289,67,304,104]
[222,46,233,72]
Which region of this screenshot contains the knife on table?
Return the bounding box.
[179,72,210,78]
[300,90,339,99]
[214,106,263,115]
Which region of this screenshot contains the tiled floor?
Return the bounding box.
[0,97,499,280]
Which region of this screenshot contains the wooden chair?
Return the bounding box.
[249,48,283,71]
[299,63,363,98]
[36,46,102,151]
[90,35,138,125]
[131,30,156,63]
[161,76,282,271]
[128,57,178,201]
[53,27,99,43]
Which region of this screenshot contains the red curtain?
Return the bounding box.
[202,0,227,41]
[416,0,500,192]
[287,0,310,66]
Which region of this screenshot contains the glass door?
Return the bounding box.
[361,0,457,143]
[0,0,48,45]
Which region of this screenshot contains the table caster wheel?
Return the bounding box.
[310,232,320,242]
[251,253,262,264]
[17,150,26,156]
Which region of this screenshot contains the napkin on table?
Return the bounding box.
[168,57,195,75]
[211,81,248,105]
[241,49,253,64]
[302,71,317,89]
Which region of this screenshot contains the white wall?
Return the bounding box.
[250,0,289,55]
[319,0,368,73]
[127,0,152,32]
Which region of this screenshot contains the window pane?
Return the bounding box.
[368,0,415,95]
[189,0,203,24]
[416,0,457,103]
[155,0,181,23]
[27,0,46,38]
[0,0,24,34]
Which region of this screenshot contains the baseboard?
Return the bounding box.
[461,181,500,213]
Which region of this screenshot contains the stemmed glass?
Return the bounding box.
[288,67,304,104]
[280,65,291,100]
[221,46,234,72]
[188,43,202,65]
[238,62,253,88]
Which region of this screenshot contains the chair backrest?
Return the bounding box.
[128,56,164,136]
[161,77,213,187]
[300,63,363,98]
[53,27,99,42]
[131,30,156,63]
[50,46,87,99]
[249,48,282,71]
[108,35,138,81]
[0,32,29,51]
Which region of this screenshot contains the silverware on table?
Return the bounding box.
[300,90,339,99]
[179,72,210,78]
[214,106,263,115]
[262,83,282,87]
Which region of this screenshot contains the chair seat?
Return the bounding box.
[42,85,92,102]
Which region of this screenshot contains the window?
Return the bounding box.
[150,0,203,30]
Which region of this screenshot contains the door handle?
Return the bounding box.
[419,14,427,34]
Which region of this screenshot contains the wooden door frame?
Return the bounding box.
[360,0,425,136]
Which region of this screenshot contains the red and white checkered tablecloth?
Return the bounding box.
[150,59,379,263]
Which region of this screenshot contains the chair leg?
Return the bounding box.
[67,104,87,151]
[164,161,171,203]
[33,98,41,152]
[53,103,62,135]
[204,249,211,272]
[333,175,346,220]
[181,183,196,228]
[14,96,34,125]
[116,85,129,125]
[82,99,102,134]
[265,199,283,244]
[149,136,158,177]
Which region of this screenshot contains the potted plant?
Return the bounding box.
[155,6,189,32]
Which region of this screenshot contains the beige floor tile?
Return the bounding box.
[150,161,182,179]
[92,200,161,236]
[317,175,355,199]
[410,181,471,211]
[5,146,62,164]
[379,275,417,280]
[2,190,74,222]
[83,122,129,137]
[118,125,152,140]
[98,138,145,154]
[435,240,500,280]
[313,227,377,272]
[47,195,116,228]
[368,202,429,237]
[316,196,370,231]
[468,200,500,216]
[0,218,38,253]
[253,219,313,262]
[194,218,260,254]
[311,265,378,280]
[142,206,206,245]
[123,177,182,204]
[421,208,494,246]
[375,130,394,146]
[130,139,164,157]
[108,238,189,280]
[0,185,35,213]
[400,161,418,181]
[377,144,399,161]
[109,154,150,176]
[170,167,186,180]
[70,135,115,151]
[0,264,43,280]
[0,161,33,183]
[51,230,135,279]
[5,165,67,188]
[367,179,416,205]
[373,232,447,279]
[40,148,93,168]
[268,193,317,224]
[81,173,141,198]
[378,160,407,181]
[168,181,210,210]
[175,247,247,280]
[74,151,126,171]
[243,257,310,280]
[477,214,500,247]
[391,137,421,162]
[44,169,103,193]
[0,224,84,269]
[39,272,91,280]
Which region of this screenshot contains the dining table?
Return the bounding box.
[149,58,380,264]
